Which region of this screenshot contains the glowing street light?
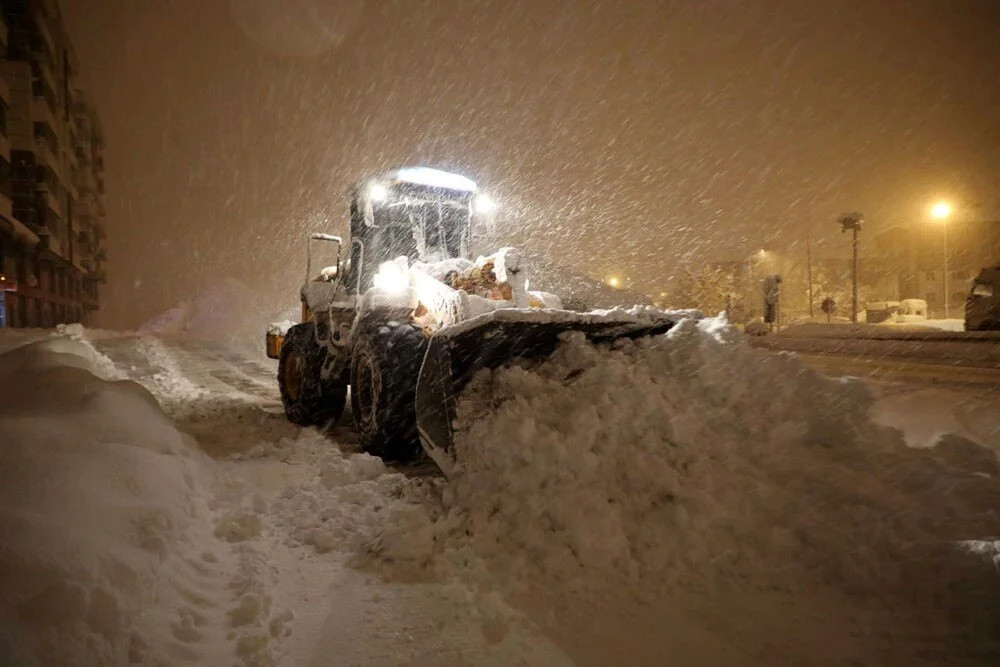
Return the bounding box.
[929,200,953,318]
[607,276,621,288]
[930,201,952,220]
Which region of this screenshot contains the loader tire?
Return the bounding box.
[350,322,427,461]
[279,323,346,426]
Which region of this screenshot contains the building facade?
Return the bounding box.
[866,221,1000,318]
[0,0,105,328]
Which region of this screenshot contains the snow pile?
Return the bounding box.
[0,335,293,666]
[266,431,441,565]
[0,338,218,665]
[429,316,1000,661]
[140,278,295,352]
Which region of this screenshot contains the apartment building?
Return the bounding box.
[0,0,105,327]
[867,221,1000,317]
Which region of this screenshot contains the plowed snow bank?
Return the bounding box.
[0,338,224,665]
[431,317,1000,663]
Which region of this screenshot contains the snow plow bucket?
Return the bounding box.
[415,310,679,473]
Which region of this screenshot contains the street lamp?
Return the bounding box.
[930,201,952,220]
[837,212,864,323]
[606,275,621,288]
[930,201,952,318]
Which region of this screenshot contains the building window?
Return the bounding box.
[0,157,11,199]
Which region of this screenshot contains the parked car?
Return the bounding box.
[865,301,902,323]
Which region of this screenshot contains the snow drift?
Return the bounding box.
[0,336,289,666]
[424,316,1000,663]
[4,317,1000,665]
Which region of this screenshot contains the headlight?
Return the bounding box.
[475,194,496,214]
[368,182,389,203]
[373,261,409,294]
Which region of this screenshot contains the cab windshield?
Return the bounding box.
[372,192,471,264]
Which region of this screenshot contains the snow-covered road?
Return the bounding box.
[3,322,1000,666]
[748,323,1000,393]
[105,334,572,666]
[0,328,570,666]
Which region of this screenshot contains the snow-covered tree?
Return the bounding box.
[671,265,739,315]
[810,264,869,317]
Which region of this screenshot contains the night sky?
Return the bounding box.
[61,0,1000,327]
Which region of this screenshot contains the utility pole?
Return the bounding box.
[806,234,814,318]
[852,226,859,323]
[929,201,953,319]
[837,213,864,324]
[942,220,950,319]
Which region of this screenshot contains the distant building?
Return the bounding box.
[0,0,106,327]
[866,221,1000,317]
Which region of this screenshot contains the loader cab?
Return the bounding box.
[345,167,492,293]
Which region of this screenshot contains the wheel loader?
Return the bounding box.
[266,166,678,473]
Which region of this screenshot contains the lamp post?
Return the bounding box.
[837,213,864,323]
[806,234,814,318]
[930,201,952,319]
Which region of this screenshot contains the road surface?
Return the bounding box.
[749,331,1000,390]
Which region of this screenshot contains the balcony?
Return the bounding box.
[31,73,58,117]
[74,144,90,166]
[34,139,60,175]
[31,12,58,73]
[74,170,94,194]
[35,187,61,218]
[75,198,93,218]
[31,102,58,137]
[42,232,63,258]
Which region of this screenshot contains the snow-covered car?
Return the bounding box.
[865,301,902,324]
